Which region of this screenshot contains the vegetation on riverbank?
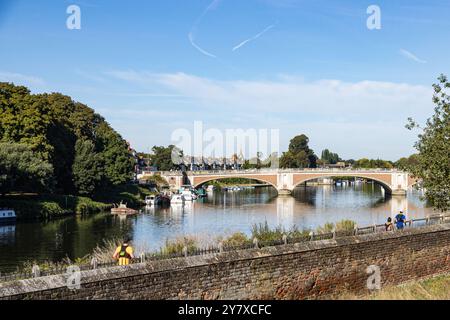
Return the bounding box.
[0,83,137,220]
[337,273,450,300]
[0,194,110,220]
[0,184,151,221]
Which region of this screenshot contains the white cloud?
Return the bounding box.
[106,70,433,159]
[0,71,46,87]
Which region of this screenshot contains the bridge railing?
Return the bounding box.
[0,214,448,284]
[149,168,405,176]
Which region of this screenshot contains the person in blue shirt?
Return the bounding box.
[395,211,406,230]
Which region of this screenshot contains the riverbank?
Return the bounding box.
[0,185,152,221]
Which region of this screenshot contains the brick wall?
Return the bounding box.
[1,223,449,300]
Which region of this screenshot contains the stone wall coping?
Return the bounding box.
[1,223,449,298]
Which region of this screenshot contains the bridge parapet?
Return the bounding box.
[140,169,412,197]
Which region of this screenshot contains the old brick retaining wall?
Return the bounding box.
[1,223,449,300]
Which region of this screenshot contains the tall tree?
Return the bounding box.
[280,134,317,168]
[150,145,178,171]
[321,149,341,164]
[406,74,450,211]
[72,139,103,196]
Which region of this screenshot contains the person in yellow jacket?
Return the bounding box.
[113,238,134,265]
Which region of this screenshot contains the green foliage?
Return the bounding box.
[321,149,341,164]
[72,139,103,196]
[150,145,180,171]
[0,194,110,220]
[407,74,450,211]
[94,184,151,208]
[250,221,310,242]
[0,142,54,195]
[316,219,356,234]
[162,236,198,254]
[395,154,419,171]
[353,158,394,169]
[280,134,317,168]
[221,232,251,247]
[0,82,134,196]
[142,174,169,188]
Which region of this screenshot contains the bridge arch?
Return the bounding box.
[292,174,393,194]
[192,175,279,192]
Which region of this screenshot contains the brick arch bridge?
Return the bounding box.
[153,169,416,196]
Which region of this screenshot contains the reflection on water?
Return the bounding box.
[0,183,434,272]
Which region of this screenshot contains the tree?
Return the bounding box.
[150,145,178,171]
[0,82,135,195]
[395,154,419,171]
[406,74,450,211]
[353,158,393,169]
[0,143,54,195]
[95,122,134,186]
[280,134,317,168]
[72,139,103,196]
[321,149,341,164]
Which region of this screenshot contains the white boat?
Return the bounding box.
[171,194,185,204]
[0,209,16,223]
[206,185,214,192]
[181,190,193,201]
[145,195,157,205]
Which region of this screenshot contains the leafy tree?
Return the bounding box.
[95,122,135,186]
[280,134,317,168]
[406,74,450,211]
[150,145,178,171]
[321,149,341,164]
[395,154,419,171]
[0,82,135,195]
[0,143,54,195]
[72,139,103,196]
[353,158,393,169]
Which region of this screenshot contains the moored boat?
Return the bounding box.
[0,209,16,223]
[171,194,185,204]
[145,195,157,206]
[111,202,138,215]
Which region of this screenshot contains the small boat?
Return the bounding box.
[171,194,185,204]
[111,202,138,215]
[181,190,193,201]
[0,209,16,224]
[145,195,157,206]
[206,185,214,192]
[159,194,171,206]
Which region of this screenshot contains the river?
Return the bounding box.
[0,182,434,272]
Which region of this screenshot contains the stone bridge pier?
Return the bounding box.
[152,169,414,197]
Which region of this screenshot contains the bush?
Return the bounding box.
[162,236,198,255]
[221,232,250,247]
[316,219,356,234]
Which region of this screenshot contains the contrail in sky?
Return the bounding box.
[232,23,276,51]
[399,49,427,64]
[188,0,221,58]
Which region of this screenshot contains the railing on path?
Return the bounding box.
[0,214,448,284]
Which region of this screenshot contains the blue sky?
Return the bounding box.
[0,0,449,160]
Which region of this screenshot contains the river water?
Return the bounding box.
[0,183,435,272]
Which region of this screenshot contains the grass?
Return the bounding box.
[337,274,450,300]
